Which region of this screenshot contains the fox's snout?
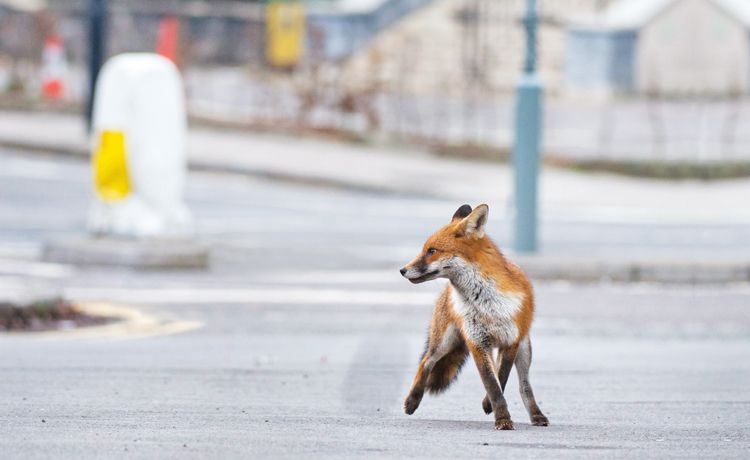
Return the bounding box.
[400,262,439,284]
[400,266,421,282]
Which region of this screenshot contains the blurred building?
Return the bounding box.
[0,0,45,11]
[1,0,435,67]
[303,0,433,61]
[566,0,750,97]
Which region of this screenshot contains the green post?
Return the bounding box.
[512,0,542,253]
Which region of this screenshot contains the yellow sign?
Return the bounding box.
[93,130,131,201]
[266,1,305,68]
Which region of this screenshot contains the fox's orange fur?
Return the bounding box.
[400,204,548,430]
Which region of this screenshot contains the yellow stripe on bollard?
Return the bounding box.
[93,130,131,201]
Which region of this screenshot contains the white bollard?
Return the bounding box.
[88,53,192,238]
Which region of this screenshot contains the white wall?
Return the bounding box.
[636,0,749,96]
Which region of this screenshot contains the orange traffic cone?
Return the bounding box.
[41,35,67,100]
[156,15,180,65]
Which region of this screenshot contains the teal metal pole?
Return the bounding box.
[512,0,542,253]
[86,0,107,132]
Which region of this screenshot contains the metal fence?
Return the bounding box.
[1,0,748,165]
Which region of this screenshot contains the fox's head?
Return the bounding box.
[400,204,490,284]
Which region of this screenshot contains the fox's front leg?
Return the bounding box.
[404,342,453,414]
[404,354,430,415]
[482,346,518,414]
[469,342,513,430]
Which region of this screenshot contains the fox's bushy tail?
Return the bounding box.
[425,338,469,394]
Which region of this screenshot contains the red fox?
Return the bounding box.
[399,204,548,430]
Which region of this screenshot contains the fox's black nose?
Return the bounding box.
[399,267,407,276]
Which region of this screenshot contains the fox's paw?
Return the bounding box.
[481,396,492,414]
[404,396,421,415]
[531,414,549,427]
[495,419,514,430]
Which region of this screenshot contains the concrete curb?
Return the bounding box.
[43,237,210,270]
[516,257,750,284]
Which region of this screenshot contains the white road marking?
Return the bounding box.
[253,269,404,284]
[59,281,750,309]
[0,242,39,259]
[0,276,62,303]
[64,286,438,306]
[0,258,76,278]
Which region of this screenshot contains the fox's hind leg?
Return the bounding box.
[404,325,464,415]
[481,345,518,414]
[515,336,549,426]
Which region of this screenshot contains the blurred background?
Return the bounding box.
[1,0,749,457]
[4,0,750,171]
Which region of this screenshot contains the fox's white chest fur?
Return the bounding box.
[449,259,523,348]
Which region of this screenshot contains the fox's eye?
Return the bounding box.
[426,248,437,256]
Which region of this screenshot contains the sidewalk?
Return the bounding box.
[2,109,750,283]
[4,110,750,221]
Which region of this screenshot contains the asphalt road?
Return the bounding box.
[1,150,749,458]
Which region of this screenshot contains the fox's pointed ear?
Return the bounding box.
[451,204,472,222]
[457,204,489,237]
